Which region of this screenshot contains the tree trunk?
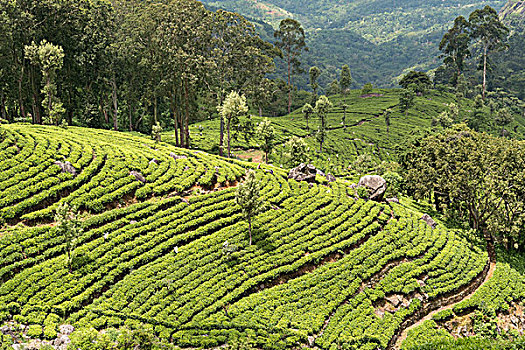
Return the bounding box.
[287,50,292,115]
[483,227,496,263]
[248,216,252,245]
[18,66,26,121]
[227,118,231,158]
[184,79,190,148]
[259,106,262,118]
[171,93,179,147]
[0,92,6,122]
[112,76,118,131]
[482,45,488,100]
[154,97,158,124]
[128,105,133,131]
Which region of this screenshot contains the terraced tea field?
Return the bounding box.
[0,125,497,349]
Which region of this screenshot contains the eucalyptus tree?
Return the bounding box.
[274,18,308,114]
[469,6,509,99]
[256,118,275,163]
[217,91,249,158]
[302,103,314,131]
[315,95,332,152]
[340,65,352,101]
[309,66,321,101]
[439,16,471,85]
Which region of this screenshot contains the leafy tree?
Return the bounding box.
[469,6,509,99]
[402,125,525,259]
[152,122,162,143]
[384,108,391,135]
[439,16,471,84]
[314,95,332,152]
[399,88,415,115]
[302,103,314,131]
[340,65,352,101]
[494,107,513,136]
[432,111,454,128]
[361,83,373,95]
[327,79,340,96]
[283,136,308,167]
[274,18,308,114]
[235,170,264,245]
[399,71,432,95]
[217,91,249,158]
[256,118,275,163]
[55,202,82,272]
[24,40,65,125]
[309,66,321,101]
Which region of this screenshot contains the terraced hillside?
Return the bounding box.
[170,89,525,178]
[0,125,493,349]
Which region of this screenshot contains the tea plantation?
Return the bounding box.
[0,124,498,349]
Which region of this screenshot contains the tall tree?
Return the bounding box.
[256,118,275,163]
[55,202,83,272]
[274,18,308,115]
[217,91,248,158]
[439,16,471,85]
[469,6,509,99]
[302,103,314,131]
[399,88,415,116]
[315,95,332,152]
[340,65,352,101]
[235,170,264,245]
[309,66,321,102]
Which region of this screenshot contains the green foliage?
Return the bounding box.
[282,136,308,167]
[218,91,249,157]
[235,169,264,244]
[399,88,415,114]
[55,202,83,271]
[340,65,352,97]
[152,123,162,143]
[256,118,275,163]
[314,95,333,152]
[399,71,432,95]
[361,83,373,95]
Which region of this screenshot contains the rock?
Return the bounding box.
[130,171,146,183]
[349,183,357,189]
[307,336,315,347]
[0,325,10,335]
[59,324,74,336]
[169,152,187,160]
[53,334,71,348]
[511,315,519,326]
[288,163,318,183]
[421,214,437,229]
[149,158,160,165]
[326,173,336,182]
[385,295,402,307]
[386,197,399,204]
[357,175,387,201]
[12,344,23,350]
[54,161,77,176]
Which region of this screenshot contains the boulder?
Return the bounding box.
[53,334,71,349]
[421,214,437,229]
[59,324,74,335]
[288,163,319,183]
[169,152,187,160]
[130,171,146,183]
[386,197,399,204]
[357,175,387,201]
[326,174,336,183]
[54,161,77,176]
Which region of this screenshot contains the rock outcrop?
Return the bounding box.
[358,175,387,201]
[54,161,77,176]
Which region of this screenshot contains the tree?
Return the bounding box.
[439,16,471,85]
[384,109,391,135]
[152,122,162,143]
[340,65,352,101]
[274,19,308,115]
[217,91,249,158]
[24,40,65,125]
[55,202,82,272]
[309,66,321,102]
[399,88,415,115]
[256,118,275,163]
[432,111,454,128]
[361,83,373,95]
[469,6,509,99]
[235,170,264,245]
[402,125,525,259]
[327,79,340,96]
[315,95,332,152]
[494,107,513,136]
[302,103,314,131]
[341,103,349,128]
[399,71,432,95]
[283,136,308,167]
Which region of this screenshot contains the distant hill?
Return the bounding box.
[202,0,506,89]
[501,0,525,24]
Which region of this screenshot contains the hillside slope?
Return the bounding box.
[202,0,506,88]
[0,125,492,349]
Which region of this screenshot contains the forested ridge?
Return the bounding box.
[1,0,525,349]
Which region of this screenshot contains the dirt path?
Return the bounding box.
[393,261,497,349]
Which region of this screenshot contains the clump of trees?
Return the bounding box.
[235,170,264,245]
[403,125,525,258]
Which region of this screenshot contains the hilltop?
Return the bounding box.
[2,124,523,349]
[201,0,507,88]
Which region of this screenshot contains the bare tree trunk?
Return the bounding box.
[171,92,179,147]
[18,66,26,121]
[227,118,231,158]
[111,76,118,131]
[184,79,190,148]
[482,45,488,100]
[128,105,133,131]
[0,92,6,122]
[259,106,262,118]
[154,96,158,124]
[287,51,292,115]
[219,117,224,156]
